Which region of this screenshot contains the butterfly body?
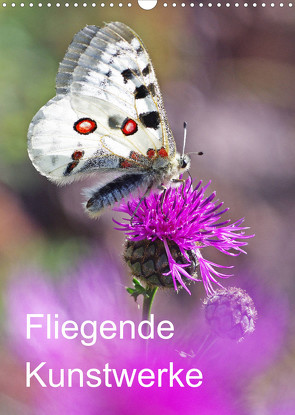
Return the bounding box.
[28,22,190,216]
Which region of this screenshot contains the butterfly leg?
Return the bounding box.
[160,187,168,216]
[154,184,169,216]
[171,178,187,198]
[171,178,186,185]
[85,173,152,217]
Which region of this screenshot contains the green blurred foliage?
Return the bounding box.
[0,17,56,163]
[25,237,89,276]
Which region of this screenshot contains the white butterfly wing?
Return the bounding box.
[57,22,176,153]
[28,22,177,184]
[28,93,164,184]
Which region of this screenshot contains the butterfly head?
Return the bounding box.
[179,153,191,171]
[176,122,191,175]
[178,153,191,174]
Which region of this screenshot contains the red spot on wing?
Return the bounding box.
[130,151,139,161]
[74,118,97,135]
[158,147,168,158]
[121,118,138,136]
[121,160,132,169]
[72,150,84,160]
[147,149,156,159]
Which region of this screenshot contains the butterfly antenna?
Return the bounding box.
[189,151,204,156]
[183,122,203,156]
[182,122,187,159]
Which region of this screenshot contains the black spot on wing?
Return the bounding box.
[142,64,151,76]
[148,83,156,96]
[136,45,144,54]
[121,68,134,84]
[134,85,149,99]
[108,116,122,129]
[139,111,161,130]
[121,68,140,84]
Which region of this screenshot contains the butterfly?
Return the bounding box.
[28,22,190,217]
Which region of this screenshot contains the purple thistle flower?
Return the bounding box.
[114,177,253,295]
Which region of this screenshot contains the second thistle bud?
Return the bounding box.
[124,238,199,289]
[204,287,257,341]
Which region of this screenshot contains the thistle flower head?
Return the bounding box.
[114,177,253,295]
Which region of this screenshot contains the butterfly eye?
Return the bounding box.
[121,118,138,136]
[181,159,187,169]
[74,118,97,135]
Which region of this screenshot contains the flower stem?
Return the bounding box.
[142,286,158,324]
